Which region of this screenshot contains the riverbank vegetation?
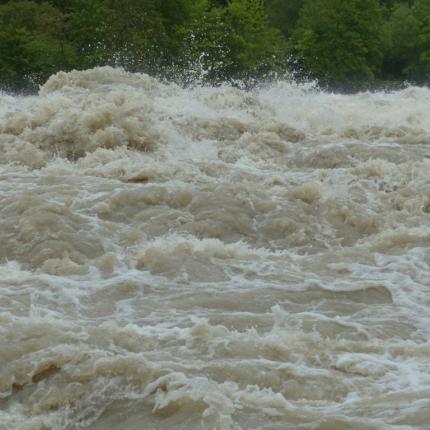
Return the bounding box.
[0,0,429,91]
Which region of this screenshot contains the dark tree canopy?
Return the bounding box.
[290,0,384,87]
[0,0,428,91]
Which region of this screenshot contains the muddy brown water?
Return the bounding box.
[1,67,430,430]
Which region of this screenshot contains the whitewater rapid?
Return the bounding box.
[1,67,430,430]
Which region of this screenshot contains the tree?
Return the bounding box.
[0,29,32,89]
[382,2,420,80]
[290,0,385,88]
[265,0,304,37]
[66,0,110,69]
[408,0,430,82]
[181,0,287,84]
[0,0,76,89]
[381,0,430,83]
[95,0,206,76]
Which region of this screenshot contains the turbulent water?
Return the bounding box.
[1,67,430,430]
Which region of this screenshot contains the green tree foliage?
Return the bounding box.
[382,0,430,83]
[265,0,304,37]
[0,1,76,89]
[66,0,110,69]
[99,0,207,75]
[382,2,420,79]
[0,0,429,91]
[409,0,430,82]
[290,0,385,87]
[0,29,32,88]
[182,0,287,84]
[102,0,170,73]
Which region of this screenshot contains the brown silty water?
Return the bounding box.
[1,67,430,430]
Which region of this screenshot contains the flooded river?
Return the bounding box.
[1,67,430,429]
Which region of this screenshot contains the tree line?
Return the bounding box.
[0,0,429,91]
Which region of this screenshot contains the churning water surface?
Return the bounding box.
[1,67,430,430]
